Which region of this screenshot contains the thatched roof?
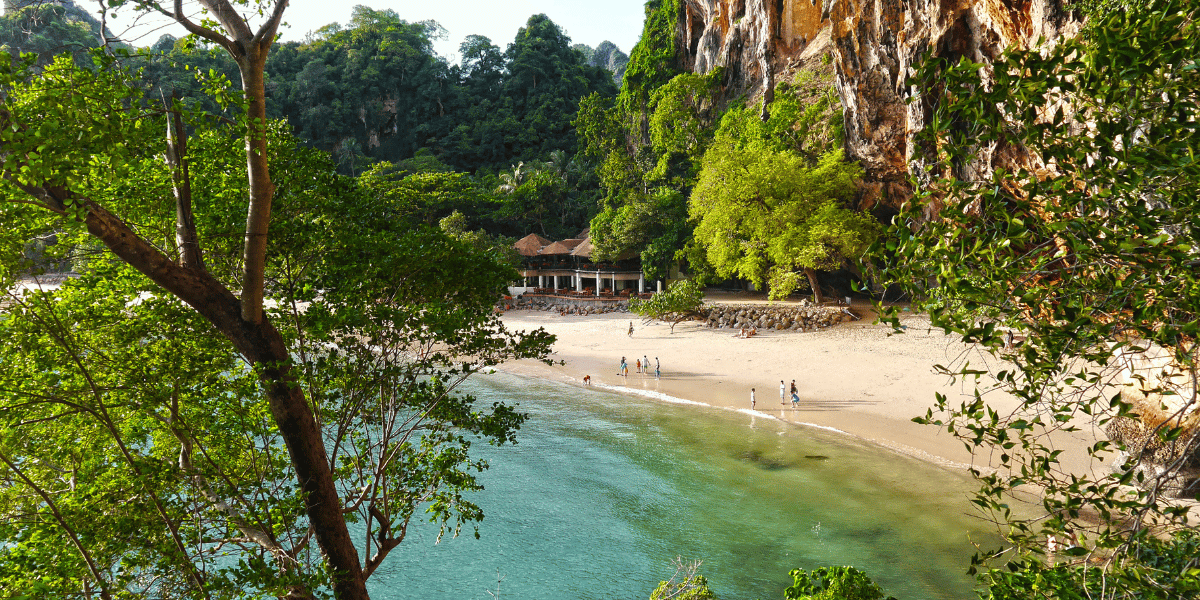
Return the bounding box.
[539,239,584,255]
[514,233,552,257]
[570,237,593,258]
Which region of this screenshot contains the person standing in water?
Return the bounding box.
[655,357,661,379]
[750,388,756,410]
[779,380,787,405]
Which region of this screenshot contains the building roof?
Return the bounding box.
[570,237,593,258]
[539,239,584,255]
[514,233,553,256]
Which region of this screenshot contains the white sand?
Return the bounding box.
[499,296,1105,477]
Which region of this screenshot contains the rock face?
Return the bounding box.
[675,0,1081,213]
[679,0,828,100]
[828,0,1081,212]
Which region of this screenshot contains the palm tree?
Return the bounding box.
[495,161,527,194]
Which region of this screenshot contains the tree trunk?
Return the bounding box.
[236,56,274,324]
[83,203,370,600]
[804,267,824,304]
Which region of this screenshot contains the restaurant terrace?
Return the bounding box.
[511,230,658,298]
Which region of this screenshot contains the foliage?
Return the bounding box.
[648,558,718,600]
[620,0,682,115]
[628,279,704,333]
[439,210,521,271]
[498,15,618,165]
[580,71,722,278]
[783,567,897,600]
[873,0,1200,594]
[265,7,452,169]
[647,71,723,184]
[0,36,552,600]
[688,81,871,300]
[976,531,1200,600]
[0,3,103,66]
[137,7,617,176]
[358,160,495,227]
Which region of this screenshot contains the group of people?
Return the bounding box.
[750,380,801,410]
[619,355,660,379]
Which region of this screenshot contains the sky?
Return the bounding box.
[100,0,649,62]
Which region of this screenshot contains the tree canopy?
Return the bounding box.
[0,3,553,598]
[688,75,872,301]
[873,0,1200,596]
[628,278,704,333]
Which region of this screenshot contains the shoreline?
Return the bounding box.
[497,299,1106,478]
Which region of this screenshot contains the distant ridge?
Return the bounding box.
[3,0,122,46]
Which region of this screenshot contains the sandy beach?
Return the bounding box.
[499,294,1106,477]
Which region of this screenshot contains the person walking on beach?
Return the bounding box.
[643,355,649,376]
[779,380,787,405]
[655,357,661,379]
[750,388,756,410]
[636,358,642,374]
[791,391,800,408]
[620,356,627,377]
[790,380,797,397]
[628,321,634,337]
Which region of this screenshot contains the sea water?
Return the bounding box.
[368,372,996,600]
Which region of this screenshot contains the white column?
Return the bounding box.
[612,273,617,293]
[553,275,559,291]
[657,280,663,293]
[639,274,645,293]
[595,271,601,296]
[576,273,582,292]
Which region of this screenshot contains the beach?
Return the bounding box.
[498,295,1106,477]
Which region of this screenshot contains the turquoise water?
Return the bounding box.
[369,372,994,600]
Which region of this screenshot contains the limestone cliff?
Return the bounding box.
[679,0,828,101]
[676,0,1082,213]
[828,0,1080,212]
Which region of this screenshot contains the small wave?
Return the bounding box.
[593,383,857,432]
[593,382,708,407]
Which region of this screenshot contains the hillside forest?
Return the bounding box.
[5,0,870,294]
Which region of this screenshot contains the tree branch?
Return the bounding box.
[252,0,289,50]
[0,450,115,600]
[164,91,204,270]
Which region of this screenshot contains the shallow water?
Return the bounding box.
[369,372,995,600]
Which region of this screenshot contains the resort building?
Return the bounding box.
[511,230,656,297]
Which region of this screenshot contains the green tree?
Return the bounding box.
[501,14,618,164]
[358,160,494,227]
[580,71,721,279]
[688,96,871,301]
[784,567,897,600]
[264,7,452,171]
[0,10,550,600]
[977,531,1200,600]
[440,210,520,270]
[628,279,704,333]
[873,0,1199,595]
